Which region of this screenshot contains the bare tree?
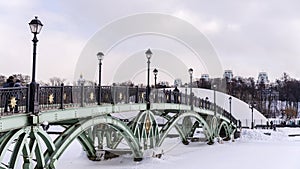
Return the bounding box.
[49,77,66,86]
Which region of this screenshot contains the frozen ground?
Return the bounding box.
[56,128,300,169]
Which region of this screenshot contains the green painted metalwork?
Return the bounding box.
[157,111,213,147]
[206,115,220,138]
[0,101,237,168]
[154,110,188,144]
[77,133,97,160]
[0,114,28,133]
[182,116,193,137]
[0,126,55,169]
[0,104,235,133]
[218,121,231,139]
[132,110,159,149]
[94,125,122,149]
[46,115,143,169]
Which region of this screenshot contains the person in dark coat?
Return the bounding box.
[173,86,180,103]
[270,121,273,129]
[14,79,21,87]
[3,76,14,88]
[3,76,15,112]
[13,79,22,112]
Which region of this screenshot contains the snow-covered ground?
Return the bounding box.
[178,87,267,127]
[57,128,300,169]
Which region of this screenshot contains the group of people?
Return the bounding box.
[2,76,22,113]
[266,121,276,131]
[2,76,22,88]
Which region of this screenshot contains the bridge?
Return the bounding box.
[0,85,238,169]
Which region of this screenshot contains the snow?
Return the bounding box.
[178,87,267,127]
[51,89,298,169]
[56,128,300,169]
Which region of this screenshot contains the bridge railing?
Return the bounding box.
[0,85,237,125]
[150,89,238,125]
[0,86,29,115]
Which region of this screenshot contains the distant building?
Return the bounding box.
[158,81,170,88]
[257,72,269,84]
[223,70,233,81]
[201,74,209,81]
[174,78,182,87]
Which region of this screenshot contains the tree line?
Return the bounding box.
[196,72,300,119]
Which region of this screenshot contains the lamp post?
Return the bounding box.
[97,52,104,105]
[185,83,188,104]
[188,68,193,107]
[229,97,232,124]
[249,101,256,129]
[213,84,217,116]
[28,16,43,114]
[145,49,152,110]
[78,74,85,107]
[153,68,158,88]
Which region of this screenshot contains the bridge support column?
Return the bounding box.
[23,159,30,169]
[95,126,104,149]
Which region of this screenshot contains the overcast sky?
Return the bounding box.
[1,0,300,84]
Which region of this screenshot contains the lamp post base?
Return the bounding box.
[29,82,39,114]
[146,102,150,110]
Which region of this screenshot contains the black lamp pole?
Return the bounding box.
[188,68,193,107]
[153,68,158,88]
[28,16,43,114]
[249,101,256,129]
[213,85,217,116]
[229,97,232,124]
[97,52,104,105]
[251,106,254,129]
[32,35,38,83]
[145,49,152,110]
[185,83,188,104]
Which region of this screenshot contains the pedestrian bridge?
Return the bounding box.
[0,85,238,169]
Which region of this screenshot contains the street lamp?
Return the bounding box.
[185,83,188,104]
[78,74,85,107]
[97,52,104,105]
[213,84,217,116]
[145,48,152,110]
[28,16,43,114]
[229,97,232,124]
[188,68,193,107]
[249,101,256,129]
[153,68,158,88]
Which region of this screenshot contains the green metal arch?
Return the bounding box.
[0,129,26,166]
[58,125,96,160]
[157,111,213,147]
[0,126,55,169]
[47,115,143,168]
[132,110,159,148]
[217,121,230,139]
[155,112,188,144]
[77,133,97,159]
